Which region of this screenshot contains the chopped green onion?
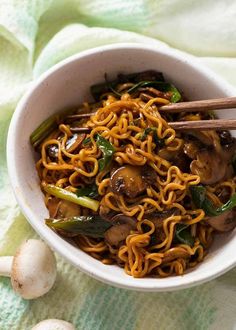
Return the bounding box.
[43,184,99,211]
[46,216,112,238]
[82,137,91,145]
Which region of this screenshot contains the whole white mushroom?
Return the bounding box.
[32,319,75,330]
[0,239,57,299]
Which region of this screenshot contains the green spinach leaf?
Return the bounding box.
[96,134,115,171]
[190,185,236,216]
[140,127,165,148]
[175,224,195,246]
[76,184,99,198]
[126,81,181,103]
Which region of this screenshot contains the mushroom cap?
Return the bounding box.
[207,210,236,232]
[11,239,57,299]
[31,319,75,330]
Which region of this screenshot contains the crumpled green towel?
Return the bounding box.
[0,1,236,329]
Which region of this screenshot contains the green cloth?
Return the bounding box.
[0,1,236,329]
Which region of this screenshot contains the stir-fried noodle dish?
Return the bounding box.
[31,71,236,278]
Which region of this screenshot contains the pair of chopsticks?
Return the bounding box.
[68,96,236,132]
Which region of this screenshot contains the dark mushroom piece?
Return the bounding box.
[48,198,80,219]
[206,210,236,232]
[104,214,136,247]
[184,131,236,184]
[222,140,236,162]
[183,141,200,160]
[218,130,235,146]
[99,203,117,222]
[66,133,86,153]
[110,214,137,226]
[190,149,227,185]
[47,133,85,158]
[47,198,81,237]
[105,224,133,247]
[110,165,157,198]
[145,210,176,244]
[184,130,220,149]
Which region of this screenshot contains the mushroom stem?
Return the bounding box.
[0,256,13,277]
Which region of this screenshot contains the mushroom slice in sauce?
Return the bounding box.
[65,133,85,153]
[99,203,117,222]
[190,149,227,185]
[145,211,175,243]
[110,213,137,227]
[47,199,81,238]
[104,224,133,247]
[48,198,80,219]
[47,198,61,218]
[47,133,85,158]
[183,141,200,160]
[206,210,236,232]
[56,200,80,218]
[185,130,221,150]
[110,165,156,198]
[47,145,59,159]
[104,214,136,247]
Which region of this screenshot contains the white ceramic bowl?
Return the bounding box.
[7,43,236,291]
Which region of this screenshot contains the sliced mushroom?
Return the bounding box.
[99,203,117,222]
[206,210,236,232]
[48,198,80,219]
[222,140,236,162]
[66,133,85,153]
[47,133,85,158]
[110,214,137,227]
[219,130,235,146]
[183,141,200,160]
[47,144,59,158]
[158,148,177,161]
[56,200,80,218]
[190,149,227,184]
[145,211,175,244]
[145,211,174,227]
[184,130,220,149]
[104,224,133,247]
[104,214,136,247]
[110,165,156,198]
[140,87,172,100]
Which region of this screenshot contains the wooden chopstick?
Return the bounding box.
[68,96,236,132]
[70,118,236,133]
[67,96,236,120]
[169,119,236,130]
[159,96,236,113]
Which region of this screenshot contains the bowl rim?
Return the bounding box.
[7,42,236,291]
